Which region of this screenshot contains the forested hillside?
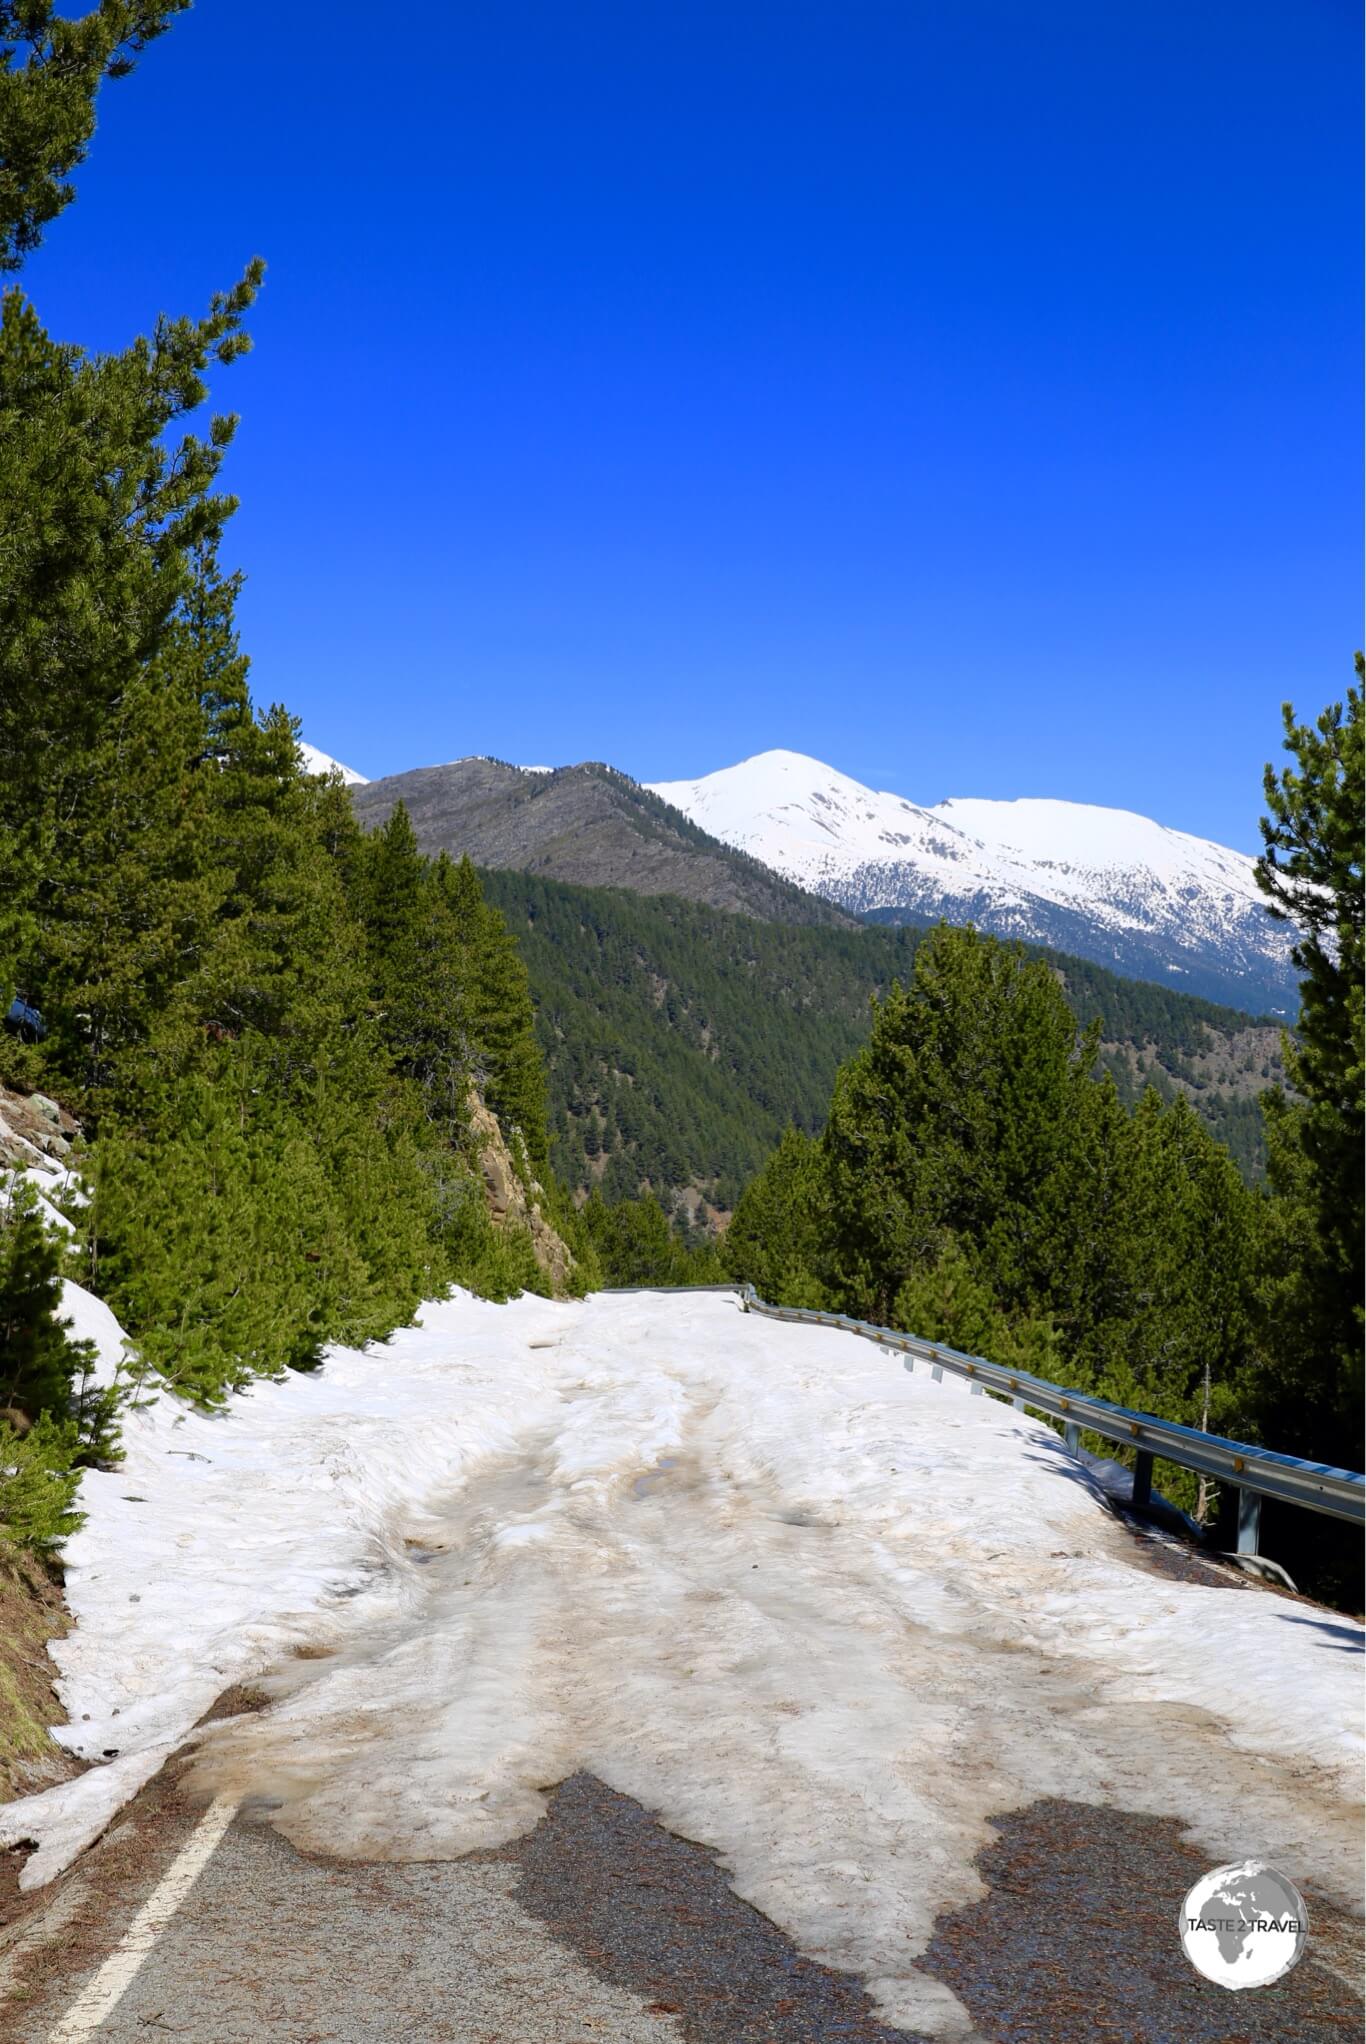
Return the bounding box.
[481,869,1285,1221]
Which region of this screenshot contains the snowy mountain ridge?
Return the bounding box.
[310,731,1298,1013]
[298,740,368,786]
[650,750,1298,1015]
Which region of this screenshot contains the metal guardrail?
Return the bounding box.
[603,1282,1366,1557]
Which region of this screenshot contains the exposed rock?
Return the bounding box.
[0,1085,81,1172]
[466,1088,576,1295]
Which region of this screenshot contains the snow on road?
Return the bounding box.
[3,1287,1362,2036]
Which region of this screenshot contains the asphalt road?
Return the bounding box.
[9,1813,684,2043]
[3,1753,1363,2044]
[3,1541,1362,2044]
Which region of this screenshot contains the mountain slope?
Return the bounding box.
[481,869,1285,1221]
[350,758,856,925]
[650,751,1298,1015]
[298,740,368,785]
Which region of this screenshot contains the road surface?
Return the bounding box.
[3,1652,1362,2043]
[0,1290,1361,2040]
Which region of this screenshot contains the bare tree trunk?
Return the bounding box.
[1195,1358,1214,1525]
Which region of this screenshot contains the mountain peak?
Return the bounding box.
[298,740,368,786]
[650,752,1295,1015]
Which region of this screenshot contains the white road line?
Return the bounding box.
[45,1796,239,2043]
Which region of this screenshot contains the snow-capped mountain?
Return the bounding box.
[298,741,368,786]
[650,751,1298,1015]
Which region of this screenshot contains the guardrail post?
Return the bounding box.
[1132,1451,1154,1510]
[1236,1487,1262,1556]
[931,1361,943,1383]
[1011,1396,1025,1411]
[1063,1421,1080,1455]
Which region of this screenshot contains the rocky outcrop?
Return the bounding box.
[466,1088,576,1295]
[0,1084,80,1171]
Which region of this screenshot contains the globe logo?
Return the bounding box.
[1180,1861,1308,1990]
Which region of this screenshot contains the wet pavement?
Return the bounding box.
[1,1753,685,2043]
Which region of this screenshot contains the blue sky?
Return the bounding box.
[30,1,1361,849]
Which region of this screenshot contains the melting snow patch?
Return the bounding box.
[1,1288,1360,2035]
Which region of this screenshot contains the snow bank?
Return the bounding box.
[2,1287,1361,2036]
[59,1279,134,1385]
[1,1152,81,1236]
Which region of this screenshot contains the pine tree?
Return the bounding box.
[0,3,188,269]
[721,922,1261,1522]
[1081,1092,1254,1438]
[579,1191,692,1288]
[819,925,1098,1323]
[890,1238,1062,1377]
[17,554,235,1107]
[0,1179,95,1423]
[722,1127,829,1307]
[0,1178,115,1471]
[440,858,548,1171]
[0,1413,86,1551]
[1255,663,1364,1421]
[0,261,262,1017]
[361,804,426,967]
[356,823,474,1141]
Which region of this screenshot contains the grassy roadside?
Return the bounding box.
[0,1555,78,1804]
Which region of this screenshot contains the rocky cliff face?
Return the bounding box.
[466,1088,577,1295]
